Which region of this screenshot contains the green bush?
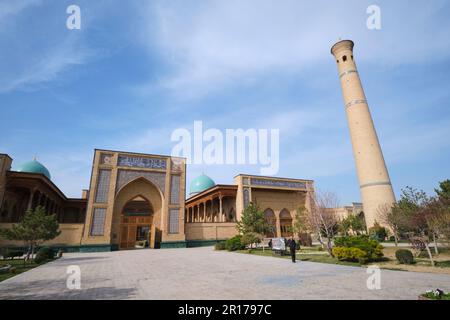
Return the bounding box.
[368,222,387,242]
[225,235,245,251]
[333,235,384,263]
[332,247,368,264]
[241,232,262,248]
[214,242,226,250]
[34,247,55,264]
[395,249,415,264]
[1,249,24,260]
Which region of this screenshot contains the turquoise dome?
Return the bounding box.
[15,159,51,180]
[190,174,215,195]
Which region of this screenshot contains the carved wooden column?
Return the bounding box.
[203,202,206,222]
[275,211,281,237]
[26,189,34,210]
[37,192,43,207]
[219,196,223,222]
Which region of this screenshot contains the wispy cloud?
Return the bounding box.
[0,0,94,93]
[0,37,93,93]
[2,0,450,204]
[137,0,450,99]
[0,0,41,21]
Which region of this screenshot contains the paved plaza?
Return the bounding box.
[1,247,449,300]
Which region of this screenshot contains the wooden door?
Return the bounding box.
[127,226,137,248]
[120,225,128,249]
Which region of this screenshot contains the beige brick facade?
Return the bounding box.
[81,149,186,249]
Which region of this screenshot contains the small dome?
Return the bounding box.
[15,159,51,180]
[190,174,215,195]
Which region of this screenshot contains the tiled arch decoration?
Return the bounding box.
[116,170,166,195]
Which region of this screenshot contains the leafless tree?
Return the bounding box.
[377,203,400,246]
[422,197,450,254]
[307,191,340,257]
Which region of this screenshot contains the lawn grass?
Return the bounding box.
[235,248,361,267]
[0,259,43,283]
[366,245,450,274]
[297,254,361,267]
[436,260,450,268]
[233,245,450,273]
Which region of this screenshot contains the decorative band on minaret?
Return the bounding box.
[331,40,396,229]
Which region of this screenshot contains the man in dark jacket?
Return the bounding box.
[289,237,297,263]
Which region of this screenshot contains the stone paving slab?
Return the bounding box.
[0,247,449,300]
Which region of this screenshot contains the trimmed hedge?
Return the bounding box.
[395,249,414,264]
[1,250,24,260]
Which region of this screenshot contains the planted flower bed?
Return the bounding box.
[420,289,450,300]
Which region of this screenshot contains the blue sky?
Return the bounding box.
[1,0,450,205]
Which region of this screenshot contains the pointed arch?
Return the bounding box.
[263,208,276,238]
[116,176,165,202]
[121,194,154,216]
[280,208,293,237]
[112,176,164,250]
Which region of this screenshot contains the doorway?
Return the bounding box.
[120,222,151,249]
[119,196,153,250]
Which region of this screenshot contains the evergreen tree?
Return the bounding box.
[236,203,268,235]
[435,179,450,203]
[0,206,60,260]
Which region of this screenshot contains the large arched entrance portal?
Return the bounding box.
[112,177,163,250]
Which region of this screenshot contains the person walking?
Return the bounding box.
[289,237,297,263]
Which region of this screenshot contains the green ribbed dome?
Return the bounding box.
[15,159,51,180]
[190,174,215,195]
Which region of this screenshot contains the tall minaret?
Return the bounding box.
[331,40,395,229]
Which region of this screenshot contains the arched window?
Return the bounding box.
[343,55,347,62]
[280,209,293,237]
[264,208,276,238]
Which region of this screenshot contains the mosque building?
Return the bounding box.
[0,40,394,252]
[0,150,315,251]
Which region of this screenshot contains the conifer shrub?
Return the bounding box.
[34,247,55,264]
[395,249,415,264]
[225,235,245,251]
[332,247,368,264]
[333,235,384,264]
